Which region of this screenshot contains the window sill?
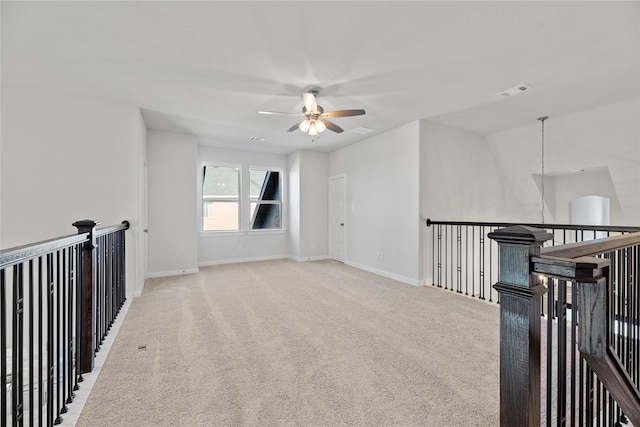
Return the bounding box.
[199,229,286,237]
[199,230,243,237]
[247,229,286,236]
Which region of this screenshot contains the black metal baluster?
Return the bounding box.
[496,229,500,305]
[624,247,631,377]
[579,356,585,426]
[76,241,84,385]
[96,237,102,354]
[46,253,54,427]
[28,260,34,427]
[632,246,640,388]
[488,227,493,302]
[587,369,594,427]
[444,226,449,290]
[479,226,485,300]
[456,225,462,293]
[570,278,577,427]
[607,394,614,426]
[546,277,554,427]
[471,226,475,297]
[67,248,75,405]
[1,269,6,427]
[595,378,601,427]
[12,263,24,427]
[616,249,623,369]
[38,256,43,427]
[450,225,454,291]
[60,249,69,415]
[437,224,442,288]
[54,251,63,425]
[431,225,435,286]
[464,226,469,296]
[557,279,567,425]
[108,233,114,332]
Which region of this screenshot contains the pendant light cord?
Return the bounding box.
[538,116,548,224]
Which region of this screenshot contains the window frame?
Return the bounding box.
[248,166,284,232]
[199,162,285,235]
[201,162,242,233]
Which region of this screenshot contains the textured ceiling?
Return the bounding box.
[2,1,639,154]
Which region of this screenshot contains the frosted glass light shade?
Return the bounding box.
[299,120,311,132]
[308,122,318,136]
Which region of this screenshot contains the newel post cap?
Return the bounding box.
[488,225,552,246]
[72,219,100,230]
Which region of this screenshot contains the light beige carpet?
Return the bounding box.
[76,259,500,426]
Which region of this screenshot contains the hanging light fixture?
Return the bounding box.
[299,119,311,133]
[299,119,326,140]
[538,116,548,224]
[308,121,318,136]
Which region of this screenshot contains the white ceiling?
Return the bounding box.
[2,1,639,155]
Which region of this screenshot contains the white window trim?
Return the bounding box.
[248,166,284,231]
[201,162,242,233]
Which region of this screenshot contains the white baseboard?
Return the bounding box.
[288,255,330,262]
[345,261,423,287]
[198,255,289,267]
[146,268,199,279]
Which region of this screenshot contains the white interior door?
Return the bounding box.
[329,175,346,262]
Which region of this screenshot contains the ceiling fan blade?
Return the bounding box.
[286,122,302,132]
[303,92,318,114]
[259,111,305,117]
[320,119,344,133]
[321,109,366,118]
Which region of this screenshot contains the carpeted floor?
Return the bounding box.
[75,259,501,426]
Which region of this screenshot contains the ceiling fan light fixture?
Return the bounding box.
[299,119,311,132]
[261,89,365,139]
[308,122,319,136]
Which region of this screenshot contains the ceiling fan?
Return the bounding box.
[259,90,365,138]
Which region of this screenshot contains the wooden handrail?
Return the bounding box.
[540,232,640,259]
[426,218,640,233]
[532,231,640,425]
[0,220,130,269]
[0,233,87,268]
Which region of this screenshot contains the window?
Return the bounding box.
[250,168,282,230]
[202,164,240,231]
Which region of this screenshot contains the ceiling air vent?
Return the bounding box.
[350,127,375,135]
[497,84,531,97]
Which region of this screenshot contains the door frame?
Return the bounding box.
[328,173,347,262]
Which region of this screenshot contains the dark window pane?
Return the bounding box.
[251,204,281,229]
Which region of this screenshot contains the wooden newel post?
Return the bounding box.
[73,219,100,374]
[488,225,553,426]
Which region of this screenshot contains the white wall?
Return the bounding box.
[198,145,289,265]
[288,151,301,259]
[420,121,515,223]
[486,98,640,225]
[329,122,421,285]
[554,168,623,225]
[419,121,511,288]
[147,130,198,277]
[291,150,329,261]
[1,84,146,295]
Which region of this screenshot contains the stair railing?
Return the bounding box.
[1,220,129,426]
[488,225,640,426]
